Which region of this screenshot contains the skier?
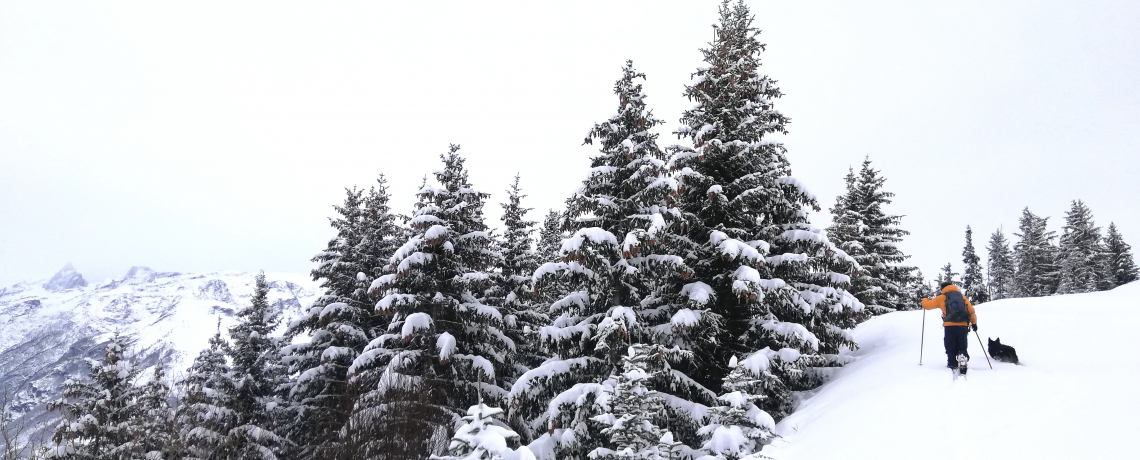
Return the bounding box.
[922,281,978,375]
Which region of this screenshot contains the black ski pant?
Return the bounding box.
[944,325,970,368]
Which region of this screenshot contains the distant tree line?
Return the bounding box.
[824,161,1138,308]
[935,202,1137,304]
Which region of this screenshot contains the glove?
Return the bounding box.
[971,324,978,332]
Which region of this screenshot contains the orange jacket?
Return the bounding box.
[921,285,977,327]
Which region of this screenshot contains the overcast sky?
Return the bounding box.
[2,0,1138,287]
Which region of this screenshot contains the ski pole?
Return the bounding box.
[973,328,993,370]
[919,308,926,365]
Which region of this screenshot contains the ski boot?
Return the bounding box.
[956,354,969,376]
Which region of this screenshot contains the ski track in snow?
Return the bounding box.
[763,282,1140,460]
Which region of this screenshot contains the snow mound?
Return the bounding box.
[761,282,1139,459]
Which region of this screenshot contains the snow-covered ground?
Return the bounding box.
[762,282,1140,459]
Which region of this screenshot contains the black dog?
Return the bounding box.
[988,337,1020,364]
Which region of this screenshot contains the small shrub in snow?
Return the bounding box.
[432,404,535,460]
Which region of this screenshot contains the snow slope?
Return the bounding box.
[762,282,1140,460]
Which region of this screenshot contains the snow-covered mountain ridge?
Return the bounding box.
[761,282,1140,459]
[0,265,320,442]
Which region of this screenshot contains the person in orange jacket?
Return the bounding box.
[922,280,978,374]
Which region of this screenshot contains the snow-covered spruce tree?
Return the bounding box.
[225,271,289,459]
[588,345,671,460]
[532,209,571,339]
[345,145,510,459]
[497,175,546,375]
[137,365,177,460]
[986,229,1016,300]
[430,404,531,460]
[1104,223,1139,287]
[905,270,936,306]
[1013,208,1059,297]
[47,333,141,460]
[360,175,407,285]
[669,0,863,416]
[511,61,716,457]
[536,210,565,265]
[827,158,914,313]
[282,179,400,460]
[495,175,549,439]
[697,355,775,460]
[935,263,957,287]
[177,329,234,460]
[1057,200,1105,294]
[825,168,869,302]
[961,226,988,303]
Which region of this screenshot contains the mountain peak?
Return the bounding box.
[122,266,156,284]
[43,263,87,292]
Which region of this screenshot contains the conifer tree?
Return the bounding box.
[827,158,914,313]
[986,229,1016,300]
[1013,208,1059,297]
[497,175,545,374]
[697,355,775,460]
[282,187,368,460]
[510,61,714,457]
[225,272,289,459]
[961,227,988,303]
[360,175,407,284]
[1104,223,1139,287]
[588,345,670,460]
[905,270,935,306]
[137,365,177,460]
[282,178,401,460]
[669,0,862,413]
[935,263,958,287]
[1057,200,1105,294]
[309,186,372,308]
[826,168,869,302]
[346,146,509,459]
[536,210,564,265]
[47,333,141,460]
[495,176,548,439]
[531,209,570,338]
[177,329,234,460]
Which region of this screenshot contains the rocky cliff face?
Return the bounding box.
[0,265,321,445]
[40,263,86,292]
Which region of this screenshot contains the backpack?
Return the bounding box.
[944,290,971,323]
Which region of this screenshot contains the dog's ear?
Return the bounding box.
[988,338,993,344]
[996,338,1001,344]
